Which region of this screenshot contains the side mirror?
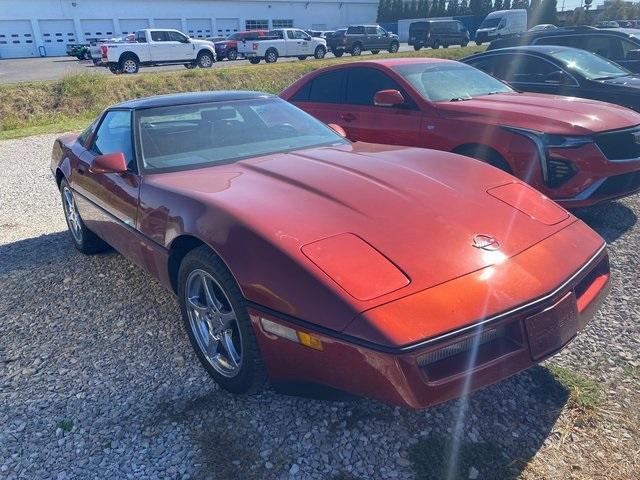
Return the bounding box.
[545,70,573,85]
[327,123,347,138]
[373,89,405,107]
[626,49,640,60]
[91,152,128,174]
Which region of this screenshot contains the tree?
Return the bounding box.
[584,0,592,10]
[494,0,504,10]
[460,0,470,13]
[539,0,557,24]
[447,0,460,15]
[377,0,388,22]
[503,0,511,9]
[470,0,483,15]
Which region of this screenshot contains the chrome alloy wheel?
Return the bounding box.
[185,269,243,377]
[122,59,137,73]
[62,186,82,243]
[199,54,213,67]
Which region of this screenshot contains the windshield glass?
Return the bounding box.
[137,98,348,172]
[479,18,501,29]
[393,63,513,102]
[550,49,631,80]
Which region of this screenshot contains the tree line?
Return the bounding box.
[377,0,558,24]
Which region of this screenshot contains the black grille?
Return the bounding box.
[547,157,577,187]
[593,170,640,197]
[594,126,640,160]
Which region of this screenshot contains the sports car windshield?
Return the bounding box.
[393,63,513,102]
[136,98,347,172]
[549,49,631,80]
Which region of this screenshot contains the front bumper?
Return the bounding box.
[249,226,610,409]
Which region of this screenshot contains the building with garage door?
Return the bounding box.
[0,0,378,58]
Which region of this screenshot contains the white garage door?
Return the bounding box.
[154,18,182,30]
[216,18,240,37]
[186,18,212,39]
[119,18,149,35]
[0,20,37,58]
[80,19,115,41]
[38,19,77,56]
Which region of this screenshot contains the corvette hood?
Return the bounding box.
[156,143,574,305]
[436,92,639,135]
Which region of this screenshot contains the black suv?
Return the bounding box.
[488,26,640,72]
[408,20,470,50]
[326,25,400,57]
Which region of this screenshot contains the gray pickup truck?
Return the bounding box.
[326,25,399,57]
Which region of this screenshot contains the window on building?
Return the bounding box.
[272,19,294,29]
[246,20,269,31]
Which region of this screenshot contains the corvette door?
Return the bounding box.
[340,67,422,146]
[73,109,144,263]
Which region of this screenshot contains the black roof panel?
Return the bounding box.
[112,90,274,110]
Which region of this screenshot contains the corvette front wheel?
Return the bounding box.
[60,179,109,254]
[178,246,267,394]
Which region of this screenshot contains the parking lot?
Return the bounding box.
[0,134,638,479]
[0,44,419,84]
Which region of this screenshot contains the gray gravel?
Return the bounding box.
[1,134,638,479]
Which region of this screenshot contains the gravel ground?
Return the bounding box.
[1,134,638,480]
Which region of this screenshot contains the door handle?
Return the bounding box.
[340,113,357,122]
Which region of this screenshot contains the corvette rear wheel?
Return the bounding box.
[178,246,267,394]
[60,179,109,254]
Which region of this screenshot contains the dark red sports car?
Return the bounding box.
[51,92,610,409]
[280,58,640,208]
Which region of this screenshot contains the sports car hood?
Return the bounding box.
[153,142,574,308]
[436,92,640,135]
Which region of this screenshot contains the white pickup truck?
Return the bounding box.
[97,29,217,74]
[238,28,327,64]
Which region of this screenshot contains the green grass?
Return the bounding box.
[57,419,74,432]
[530,364,603,413]
[0,46,484,140]
[409,436,518,480]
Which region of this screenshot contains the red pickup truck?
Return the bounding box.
[214,30,268,60]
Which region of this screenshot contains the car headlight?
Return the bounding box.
[501,126,592,184]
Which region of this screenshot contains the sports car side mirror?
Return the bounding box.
[374,89,405,107]
[91,152,128,174]
[328,123,347,138]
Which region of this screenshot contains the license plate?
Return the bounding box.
[525,292,578,361]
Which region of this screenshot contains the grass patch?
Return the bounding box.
[0,46,484,140]
[409,436,518,480]
[547,365,602,412]
[57,419,74,432]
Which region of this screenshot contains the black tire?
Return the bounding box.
[184,63,196,69]
[457,146,512,173]
[59,179,109,255]
[413,44,422,51]
[475,40,483,46]
[119,55,139,74]
[388,41,399,53]
[108,65,121,74]
[332,48,344,57]
[83,51,91,60]
[265,48,278,63]
[197,51,214,68]
[371,49,380,54]
[350,43,362,56]
[431,40,440,49]
[178,246,268,394]
[461,40,469,47]
[314,45,326,59]
[442,42,449,48]
[298,55,308,60]
[249,57,261,64]
[227,48,238,61]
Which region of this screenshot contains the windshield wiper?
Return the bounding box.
[449,96,472,102]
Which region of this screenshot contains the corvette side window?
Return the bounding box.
[91,110,135,169]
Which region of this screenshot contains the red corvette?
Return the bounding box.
[51,92,610,409]
[281,58,640,208]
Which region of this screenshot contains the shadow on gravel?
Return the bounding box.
[573,200,637,243]
[0,232,571,480]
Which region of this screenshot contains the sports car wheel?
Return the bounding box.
[178,246,267,393]
[60,179,109,254]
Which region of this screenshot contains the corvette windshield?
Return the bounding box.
[393,63,513,102]
[137,98,347,172]
[550,49,631,80]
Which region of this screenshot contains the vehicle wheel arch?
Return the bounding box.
[55,168,66,189]
[168,234,239,295]
[119,51,140,64]
[197,48,215,59]
[452,143,513,173]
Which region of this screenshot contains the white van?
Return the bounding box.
[475,9,527,45]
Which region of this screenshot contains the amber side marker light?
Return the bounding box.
[260,318,324,351]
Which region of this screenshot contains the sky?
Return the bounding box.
[555,0,606,12]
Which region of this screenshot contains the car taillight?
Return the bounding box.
[100,45,108,57]
[252,42,259,50]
